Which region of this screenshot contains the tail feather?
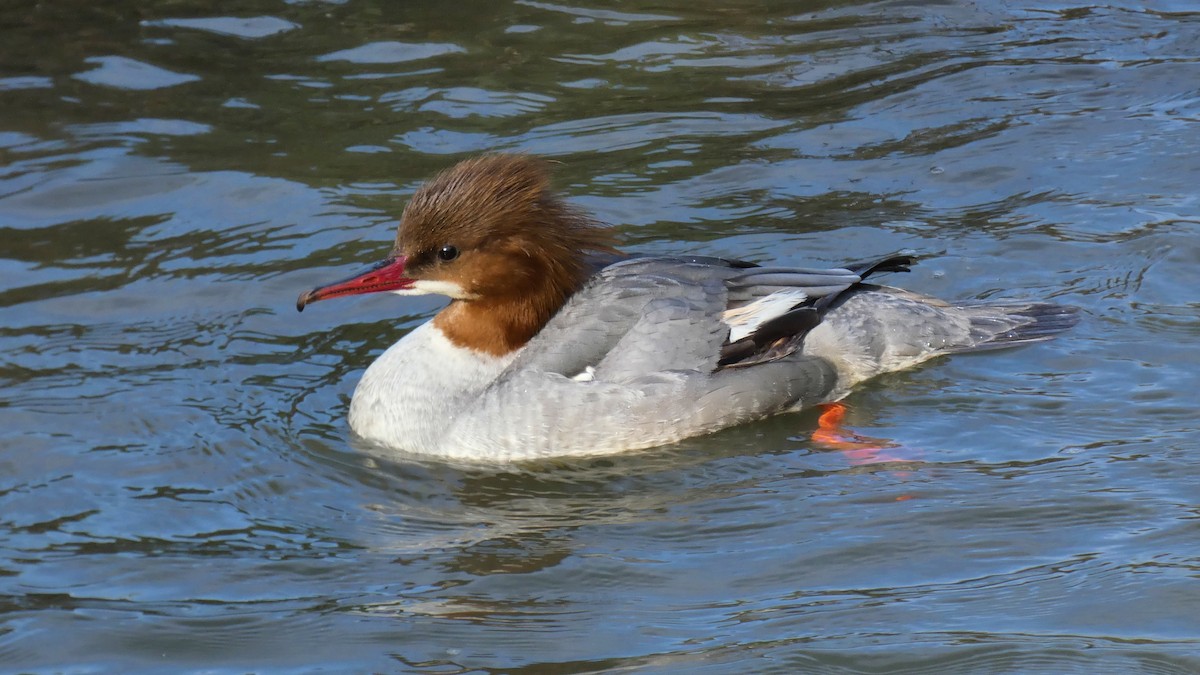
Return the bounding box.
[949,302,1081,353]
[793,287,1078,396]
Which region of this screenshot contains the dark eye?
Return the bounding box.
[437,245,459,262]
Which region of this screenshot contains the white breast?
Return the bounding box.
[348,322,515,453]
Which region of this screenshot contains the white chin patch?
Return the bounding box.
[571,366,596,382]
[391,279,475,299]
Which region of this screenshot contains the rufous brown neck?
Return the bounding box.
[432,281,575,357]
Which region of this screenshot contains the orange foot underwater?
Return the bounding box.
[812,403,921,469]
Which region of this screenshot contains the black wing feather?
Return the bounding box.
[719,252,916,368]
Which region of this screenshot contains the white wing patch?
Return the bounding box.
[571,366,596,382]
[722,289,808,342]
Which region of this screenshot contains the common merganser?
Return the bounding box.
[297,154,1078,461]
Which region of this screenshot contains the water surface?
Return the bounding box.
[2,1,1198,672]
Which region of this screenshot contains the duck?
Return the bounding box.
[297,154,1078,461]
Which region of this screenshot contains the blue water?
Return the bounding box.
[2,1,1198,672]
